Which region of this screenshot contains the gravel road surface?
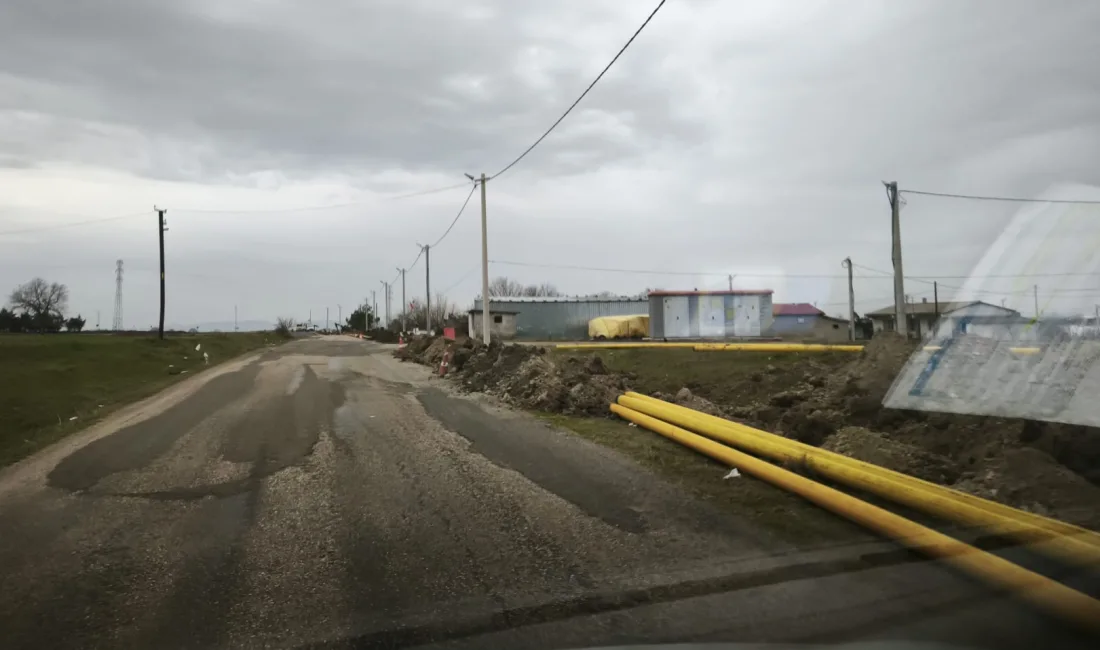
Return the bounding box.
[0,337,1092,649]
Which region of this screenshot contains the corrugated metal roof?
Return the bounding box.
[867,300,988,316]
[647,289,773,296]
[773,302,824,316]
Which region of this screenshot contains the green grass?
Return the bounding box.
[540,413,864,544]
[0,332,284,467]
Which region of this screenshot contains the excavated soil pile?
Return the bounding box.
[397,337,626,415]
[698,334,1100,529]
[395,333,1100,528]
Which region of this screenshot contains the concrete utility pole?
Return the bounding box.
[337,304,342,328]
[728,274,733,291]
[371,291,377,329]
[885,182,907,337]
[1033,284,1039,319]
[424,245,432,333]
[380,281,390,328]
[155,207,168,340]
[933,282,939,319]
[326,306,329,332]
[841,258,855,341]
[396,268,406,332]
[466,172,491,343]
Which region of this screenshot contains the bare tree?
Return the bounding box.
[489,276,562,298]
[488,276,525,297]
[9,277,68,319]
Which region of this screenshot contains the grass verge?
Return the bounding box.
[0,331,285,468]
[538,412,865,545]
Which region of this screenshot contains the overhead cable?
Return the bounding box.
[491,0,667,180]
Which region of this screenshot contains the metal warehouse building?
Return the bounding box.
[472,296,648,340]
[649,290,773,339]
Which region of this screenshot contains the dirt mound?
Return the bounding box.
[953,447,1100,530]
[650,387,728,418]
[823,426,961,484]
[403,340,625,416]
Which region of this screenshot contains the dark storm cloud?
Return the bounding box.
[0,0,699,181]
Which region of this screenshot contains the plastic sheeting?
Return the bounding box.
[588,315,649,340]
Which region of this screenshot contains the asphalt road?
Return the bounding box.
[0,337,1093,649]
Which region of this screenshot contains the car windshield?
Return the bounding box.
[1,1,1098,649]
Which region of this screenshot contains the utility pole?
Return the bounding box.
[397,267,407,332]
[933,281,939,319]
[1033,284,1039,319]
[326,306,329,332]
[96,310,100,330]
[885,182,907,337]
[338,304,342,330]
[113,260,124,331]
[728,274,733,291]
[371,291,376,329]
[841,258,855,341]
[466,172,491,343]
[380,280,390,328]
[413,245,431,332]
[155,207,167,340]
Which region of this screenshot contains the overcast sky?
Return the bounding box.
[2,0,1099,329]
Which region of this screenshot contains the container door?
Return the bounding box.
[697,295,725,338]
[663,297,690,338]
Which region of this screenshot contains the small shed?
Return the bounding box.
[770,303,853,341]
[468,309,520,341]
[648,289,774,339]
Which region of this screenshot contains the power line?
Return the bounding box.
[174,181,472,214]
[429,184,478,248]
[899,189,1100,204]
[0,210,150,236]
[489,259,859,279]
[438,264,481,297]
[491,0,667,180]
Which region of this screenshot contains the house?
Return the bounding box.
[467,309,519,341]
[648,290,773,339]
[866,299,1023,339]
[769,303,854,342]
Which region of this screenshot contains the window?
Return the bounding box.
[797,317,805,323]
[493,315,503,324]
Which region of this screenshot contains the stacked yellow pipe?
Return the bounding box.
[611,402,1100,633]
[618,392,1100,566]
[694,343,864,352]
[555,342,701,350]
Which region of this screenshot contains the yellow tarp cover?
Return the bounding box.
[588,315,649,340]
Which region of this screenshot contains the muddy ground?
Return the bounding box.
[396,334,1100,531]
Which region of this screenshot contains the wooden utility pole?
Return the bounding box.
[933,281,939,319]
[842,258,855,341]
[155,207,167,340]
[885,182,907,337]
